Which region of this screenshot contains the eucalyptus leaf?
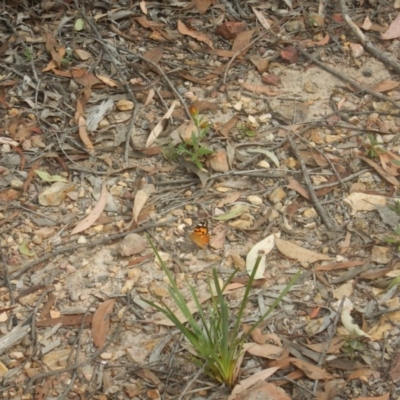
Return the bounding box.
[35,170,68,183]
[74,18,85,31]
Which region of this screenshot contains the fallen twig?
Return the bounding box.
[286,131,339,231]
[339,0,400,75]
[9,218,178,280]
[297,47,400,109]
[77,7,140,163]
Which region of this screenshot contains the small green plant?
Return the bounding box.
[23,47,33,62]
[144,239,300,388]
[383,201,400,250]
[365,134,384,158]
[385,224,400,251]
[61,47,73,67]
[342,335,366,360]
[168,107,213,169]
[238,123,256,138]
[388,200,400,216]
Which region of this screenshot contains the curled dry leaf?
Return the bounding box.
[70,185,108,235]
[243,342,286,359]
[241,82,279,96]
[289,358,333,380]
[146,100,178,147]
[215,21,247,39]
[177,20,214,49]
[133,189,149,223]
[228,368,281,400]
[246,233,279,279]
[252,7,271,31]
[77,116,93,150]
[91,299,116,348]
[232,30,254,53]
[381,12,400,40]
[275,236,332,263]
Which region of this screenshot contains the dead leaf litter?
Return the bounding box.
[1,0,400,398]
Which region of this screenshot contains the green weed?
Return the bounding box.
[166,108,213,170]
[144,238,300,388]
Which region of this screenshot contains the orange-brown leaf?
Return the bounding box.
[91,299,116,348]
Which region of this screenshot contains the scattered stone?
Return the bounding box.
[116,99,134,111]
[118,233,146,257]
[269,188,286,204]
[0,361,8,377]
[371,246,392,264]
[208,149,229,172]
[247,195,263,205]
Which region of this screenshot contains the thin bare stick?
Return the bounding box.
[286,132,338,230]
[9,218,178,280]
[77,7,140,163]
[297,47,400,109]
[339,0,400,75]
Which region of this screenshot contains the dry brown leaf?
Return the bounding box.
[134,369,161,386]
[217,191,241,207]
[232,29,254,53]
[71,68,101,88]
[215,21,247,39]
[144,46,163,63]
[0,189,20,201]
[228,368,281,400]
[70,185,108,235]
[218,114,240,137]
[359,156,399,187]
[286,176,311,200]
[144,88,155,106]
[371,80,400,92]
[289,358,332,380]
[379,151,400,176]
[91,299,116,348]
[133,189,149,223]
[315,260,365,272]
[382,12,400,39]
[252,7,271,31]
[305,337,345,354]
[240,82,279,96]
[300,34,330,48]
[44,33,65,70]
[177,20,214,49]
[36,314,93,327]
[243,342,286,359]
[77,116,93,150]
[96,74,118,88]
[194,0,212,14]
[275,236,332,263]
[348,368,380,381]
[135,16,165,29]
[146,100,178,147]
[352,394,389,400]
[261,73,281,86]
[75,49,92,60]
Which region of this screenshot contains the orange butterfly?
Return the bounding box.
[189,221,210,248]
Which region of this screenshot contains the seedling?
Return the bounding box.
[342,335,366,361]
[166,107,213,170]
[144,238,300,388]
[365,134,384,158]
[61,47,73,67]
[23,47,33,62]
[238,123,256,138]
